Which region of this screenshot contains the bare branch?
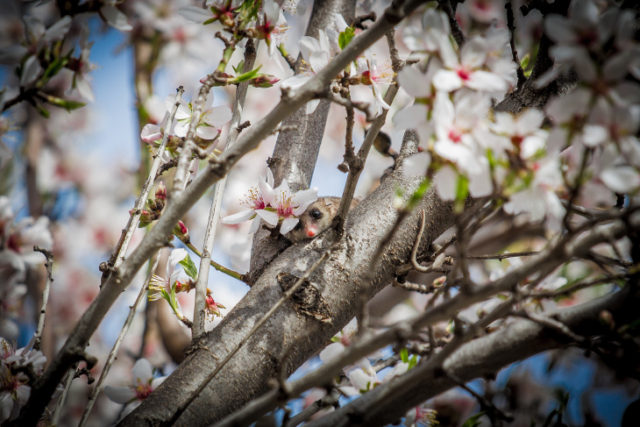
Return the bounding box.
[32,246,53,351]
[79,261,155,427]
[105,86,184,279]
[192,39,257,338]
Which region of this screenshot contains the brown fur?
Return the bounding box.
[287,197,359,242]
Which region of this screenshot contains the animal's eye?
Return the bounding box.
[310,208,323,220]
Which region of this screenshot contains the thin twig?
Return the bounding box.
[393,279,438,294]
[526,274,627,299]
[455,215,472,293]
[325,91,375,121]
[105,87,184,280]
[411,210,431,272]
[79,260,156,427]
[192,40,257,338]
[285,390,339,427]
[337,87,356,173]
[506,0,527,88]
[444,371,513,422]
[186,242,246,282]
[467,251,539,260]
[513,309,585,343]
[51,365,76,426]
[441,0,464,47]
[32,246,53,351]
[562,147,592,232]
[277,44,296,71]
[334,30,402,233]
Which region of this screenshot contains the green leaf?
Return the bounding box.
[168,284,181,313]
[42,94,85,112]
[202,17,217,26]
[179,254,198,280]
[486,148,496,170]
[400,348,409,363]
[407,178,431,209]
[338,27,355,50]
[454,174,469,213]
[232,60,245,74]
[236,0,260,30]
[41,56,68,82]
[462,412,486,427]
[35,103,50,118]
[408,355,418,370]
[233,65,262,83]
[455,174,469,202]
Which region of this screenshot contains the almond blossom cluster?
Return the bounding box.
[395,1,640,224]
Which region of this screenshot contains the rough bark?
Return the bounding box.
[120,130,454,425]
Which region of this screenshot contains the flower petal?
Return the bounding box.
[100,5,133,31]
[433,166,457,201]
[402,152,431,178]
[600,166,640,193]
[104,386,136,404]
[178,6,212,23]
[222,209,255,224]
[280,217,299,235]
[132,358,153,383]
[433,70,461,92]
[256,209,279,227]
[203,105,232,127]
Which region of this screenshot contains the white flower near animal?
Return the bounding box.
[222,169,317,235]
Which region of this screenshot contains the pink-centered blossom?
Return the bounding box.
[67,28,97,102]
[222,169,317,235]
[104,359,166,408]
[433,93,490,170]
[490,108,547,158]
[433,35,510,94]
[254,0,288,55]
[355,57,394,116]
[17,15,72,86]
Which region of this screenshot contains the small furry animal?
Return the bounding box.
[287,197,359,242]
